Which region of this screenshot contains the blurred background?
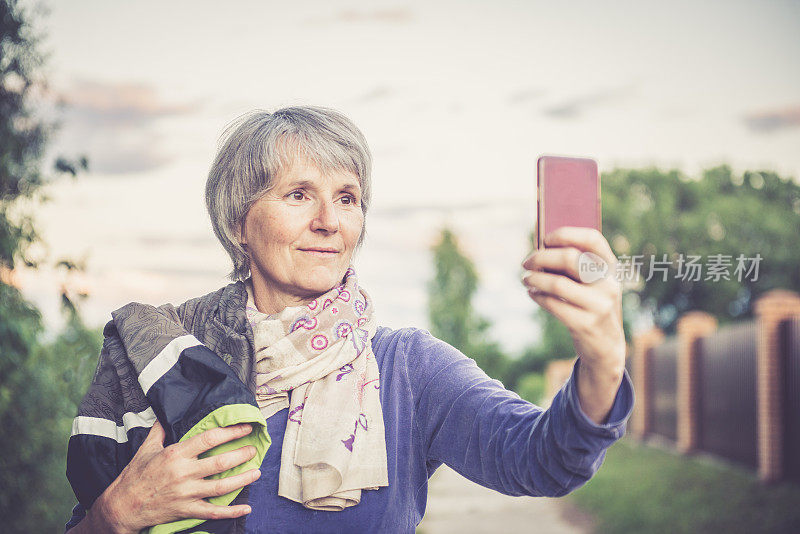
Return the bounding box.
[1,0,799,532]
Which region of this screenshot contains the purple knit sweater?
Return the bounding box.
[243,326,633,532]
[67,325,634,533]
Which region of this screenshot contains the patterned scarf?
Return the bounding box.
[244,266,388,511]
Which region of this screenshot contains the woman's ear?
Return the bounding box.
[235,219,247,247]
[234,228,247,250]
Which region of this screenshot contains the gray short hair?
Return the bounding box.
[205,105,373,281]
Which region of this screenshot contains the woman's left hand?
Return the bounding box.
[521,227,626,411]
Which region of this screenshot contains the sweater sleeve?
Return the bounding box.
[404,328,634,498]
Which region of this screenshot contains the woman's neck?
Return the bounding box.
[246,276,317,315]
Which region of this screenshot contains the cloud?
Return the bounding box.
[743,106,800,133]
[305,7,413,25]
[507,87,546,105]
[133,234,217,248]
[372,199,530,219]
[58,80,197,127]
[354,86,394,104]
[542,85,635,119]
[83,142,171,174]
[52,79,200,174]
[141,266,225,279]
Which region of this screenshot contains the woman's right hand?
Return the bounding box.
[84,420,262,534]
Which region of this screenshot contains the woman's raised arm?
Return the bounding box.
[404,327,633,498]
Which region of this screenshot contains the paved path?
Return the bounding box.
[416,465,594,534]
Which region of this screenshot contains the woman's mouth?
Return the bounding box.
[299,248,339,257]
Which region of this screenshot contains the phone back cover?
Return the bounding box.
[539,156,600,240]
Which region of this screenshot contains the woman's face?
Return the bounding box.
[240,154,364,309]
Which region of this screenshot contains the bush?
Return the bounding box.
[515,372,545,405]
[0,289,101,532]
[569,438,800,534]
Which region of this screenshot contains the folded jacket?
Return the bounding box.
[67,282,271,534]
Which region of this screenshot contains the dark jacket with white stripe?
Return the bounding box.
[66,281,270,534]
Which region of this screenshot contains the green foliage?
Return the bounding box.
[0,0,87,271]
[427,227,510,381]
[569,438,800,534]
[465,336,511,385]
[0,295,101,531]
[0,282,43,415]
[505,229,578,391]
[602,165,800,333]
[0,1,96,531]
[515,372,545,405]
[505,310,574,390]
[511,164,800,391]
[427,227,478,350]
[0,0,49,270]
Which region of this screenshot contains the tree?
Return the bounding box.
[510,164,800,391]
[504,310,574,391]
[602,165,800,333]
[427,226,510,381]
[0,1,95,531]
[504,230,578,391]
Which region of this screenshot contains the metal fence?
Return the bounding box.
[698,322,758,468]
[651,338,678,442]
[634,305,800,484]
[782,317,800,484]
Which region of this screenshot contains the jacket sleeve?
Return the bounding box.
[65,503,87,532]
[404,328,634,497]
[66,324,153,511]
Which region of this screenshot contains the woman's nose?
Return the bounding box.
[310,199,340,233]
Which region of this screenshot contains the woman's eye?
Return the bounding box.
[341,194,358,205]
[289,191,305,201]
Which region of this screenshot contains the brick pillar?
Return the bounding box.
[631,328,664,440]
[754,290,800,483]
[676,312,717,454]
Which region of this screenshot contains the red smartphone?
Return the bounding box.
[536,155,601,250]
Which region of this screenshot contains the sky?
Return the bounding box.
[15,0,800,355]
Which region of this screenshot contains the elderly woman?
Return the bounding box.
[65,106,633,533]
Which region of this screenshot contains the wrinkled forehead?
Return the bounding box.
[270,134,361,185]
[272,151,362,192]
